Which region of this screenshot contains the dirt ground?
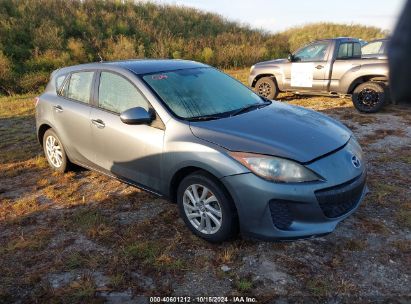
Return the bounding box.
[0,73,410,303]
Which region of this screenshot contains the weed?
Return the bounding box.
[124,241,161,265]
[342,239,367,251]
[306,278,331,297]
[216,246,236,264]
[109,273,124,289]
[236,278,253,292]
[396,210,411,229]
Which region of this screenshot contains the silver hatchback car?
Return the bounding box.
[36,60,367,242]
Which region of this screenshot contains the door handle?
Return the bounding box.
[315,65,324,69]
[91,119,105,128]
[53,105,63,112]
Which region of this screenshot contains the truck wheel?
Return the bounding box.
[255,77,279,100]
[352,82,386,113]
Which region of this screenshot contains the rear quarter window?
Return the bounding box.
[55,74,67,94]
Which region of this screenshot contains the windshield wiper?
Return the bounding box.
[230,101,271,117]
[188,114,226,121]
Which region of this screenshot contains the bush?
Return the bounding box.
[25,50,71,73]
[201,47,214,64]
[18,72,50,93]
[102,35,137,60]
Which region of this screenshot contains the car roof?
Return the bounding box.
[310,37,360,44]
[56,59,209,75]
[106,59,208,74]
[364,38,389,44]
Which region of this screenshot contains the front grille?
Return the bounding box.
[269,200,293,230]
[315,174,366,218]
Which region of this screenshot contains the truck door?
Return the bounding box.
[329,42,363,92]
[283,41,331,91]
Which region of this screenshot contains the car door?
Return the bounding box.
[283,41,331,91]
[52,70,96,166]
[90,71,164,192]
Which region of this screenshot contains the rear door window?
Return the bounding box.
[337,42,361,59]
[65,71,94,103]
[98,72,149,114]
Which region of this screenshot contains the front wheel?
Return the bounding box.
[255,77,279,100]
[177,172,238,242]
[352,82,386,113]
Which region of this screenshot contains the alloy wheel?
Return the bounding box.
[45,135,63,168]
[182,184,223,234]
[358,88,379,109]
[258,82,272,97]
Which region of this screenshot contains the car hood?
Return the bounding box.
[189,102,352,163]
[255,58,288,66]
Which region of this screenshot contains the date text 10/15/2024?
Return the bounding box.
[149,296,258,303]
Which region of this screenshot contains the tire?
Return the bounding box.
[43,129,69,173]
[352,81,386,113]
[177,171,238,242]
[255,77,279,100]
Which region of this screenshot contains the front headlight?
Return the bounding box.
[250,65,255,73]
[229,152,322,183]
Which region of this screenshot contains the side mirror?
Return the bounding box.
[120,107,154,125]
[287,53,294,62]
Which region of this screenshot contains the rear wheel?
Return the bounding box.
[352,81,386,113]
[177,171,238,242]
[255,77,279,100]
[43,129,68,173]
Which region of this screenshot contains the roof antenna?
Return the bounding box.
[98,53,103,63]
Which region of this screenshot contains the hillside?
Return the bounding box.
[283,22,388,51]
[0,0,387,94]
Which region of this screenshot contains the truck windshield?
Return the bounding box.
[294,42,329,62]
[142,68,264,119]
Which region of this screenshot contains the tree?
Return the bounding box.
[0,52,12,95]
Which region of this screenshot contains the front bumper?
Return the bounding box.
[220,144,367,240]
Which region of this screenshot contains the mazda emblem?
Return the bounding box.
[351,155,361,168]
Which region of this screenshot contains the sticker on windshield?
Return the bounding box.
[152,74,168,80]
[291,63,314,87]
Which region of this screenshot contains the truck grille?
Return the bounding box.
[315,174,366,218]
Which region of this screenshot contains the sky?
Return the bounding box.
[154,0,406,33]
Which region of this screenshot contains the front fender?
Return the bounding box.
[161,120,249,195]
[249,64,285,90]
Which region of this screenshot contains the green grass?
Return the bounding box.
[396,210,411,229]
[124,241,161,263]
[236,278,253,292]
[65,252,89,270]
[306,279,331,297]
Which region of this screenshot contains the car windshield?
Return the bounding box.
[142,67,264,119]
[362,40,386,55]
